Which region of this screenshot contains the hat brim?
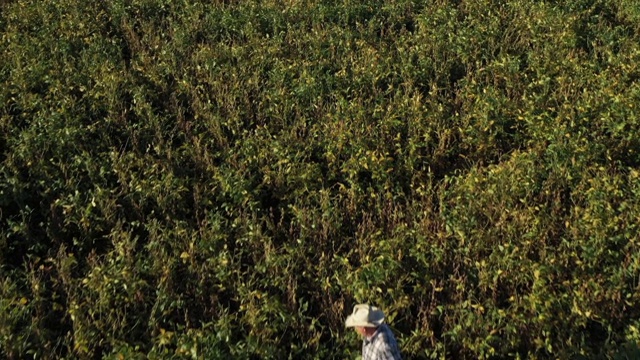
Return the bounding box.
[345,314,385,328]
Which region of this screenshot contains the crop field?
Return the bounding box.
[1,0,640,358]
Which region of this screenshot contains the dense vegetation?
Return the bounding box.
[1,0,640,358]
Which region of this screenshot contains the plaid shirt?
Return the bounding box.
[361,324,402,360]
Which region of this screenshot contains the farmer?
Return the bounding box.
[345,304,402,360]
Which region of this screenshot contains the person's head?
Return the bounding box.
[345,304,385,337]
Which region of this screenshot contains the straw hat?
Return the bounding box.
[345,304,385,328]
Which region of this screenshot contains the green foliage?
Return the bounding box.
[1,0,640,358]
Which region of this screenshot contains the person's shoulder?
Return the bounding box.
[380,324,396,338]
[375,324,398,348]
[375,326,402,359]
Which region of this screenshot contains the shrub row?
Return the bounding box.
[1,0,639,358]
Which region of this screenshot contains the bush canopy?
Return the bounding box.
[1,0,639,358]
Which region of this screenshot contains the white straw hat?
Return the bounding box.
[345,304,385,328]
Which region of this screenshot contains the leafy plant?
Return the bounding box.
[1,0,639,358]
